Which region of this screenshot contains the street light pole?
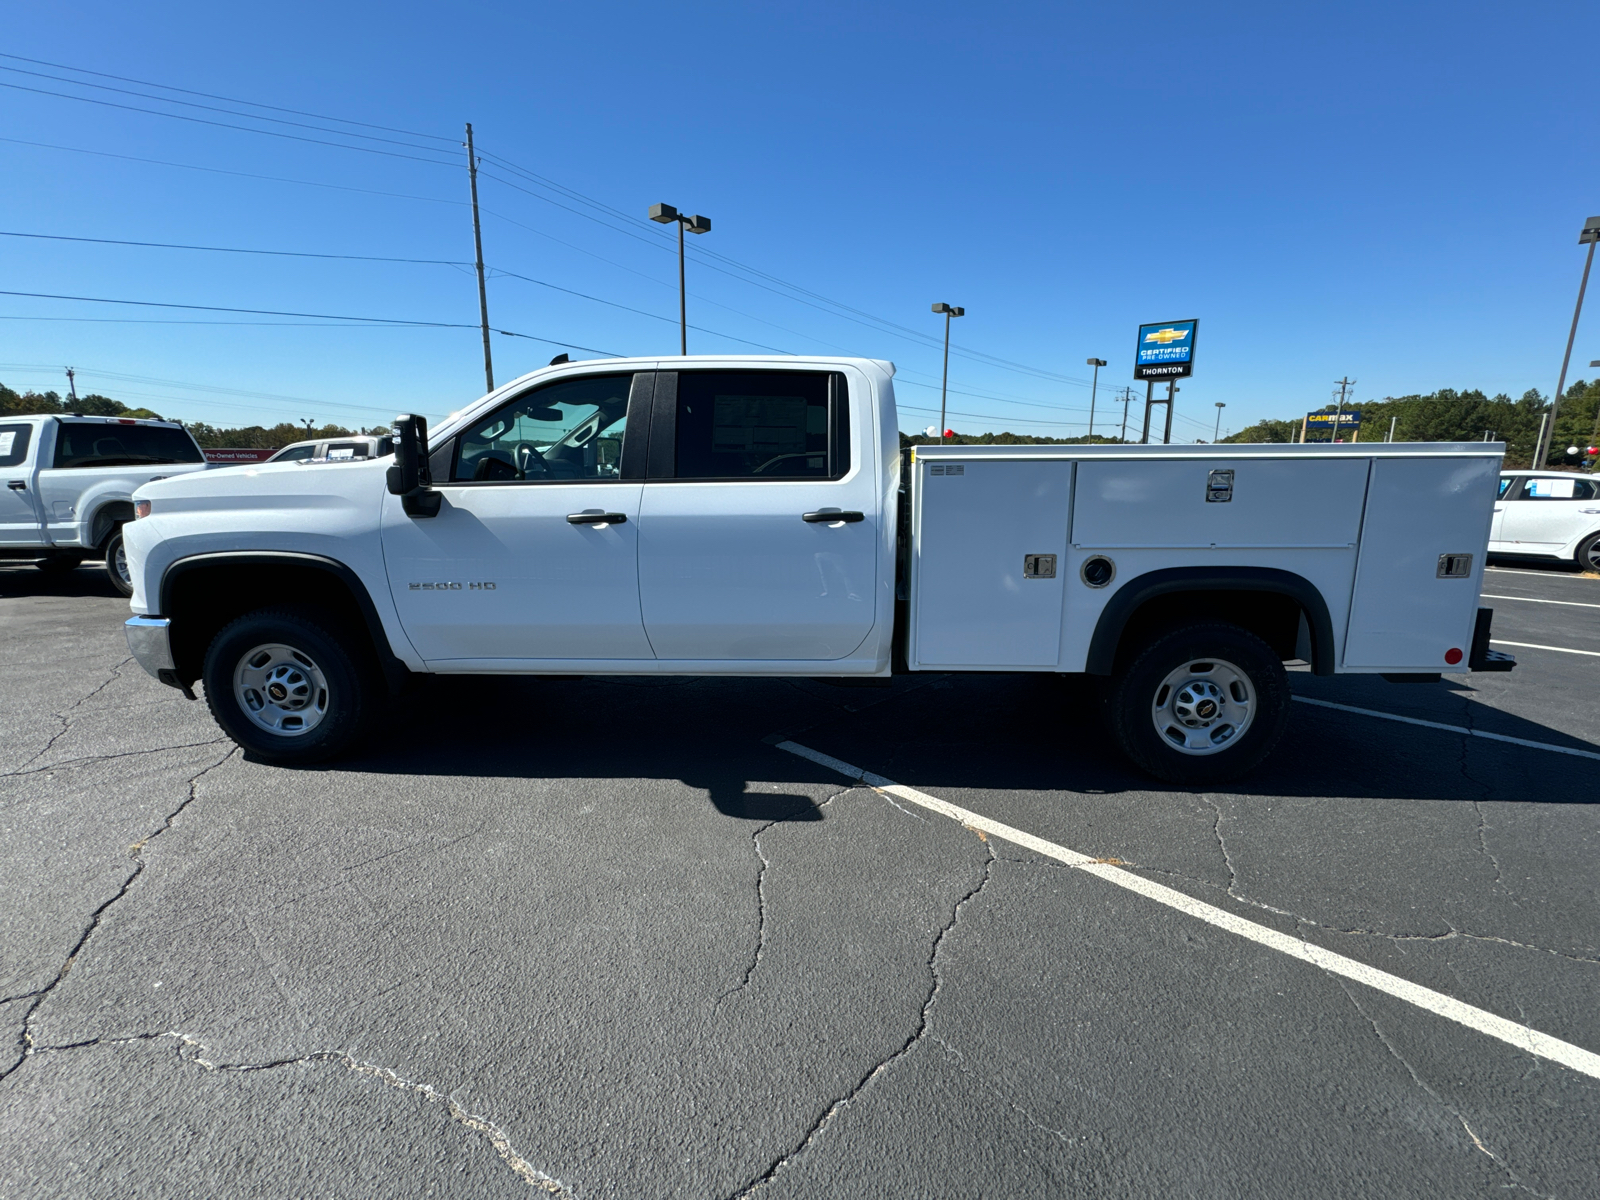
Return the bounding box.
[1213,401,1226,442]
[649,203,712,355]
[1086,358,1107,441]
[1539,216,1600,467]
[931,303,965,442]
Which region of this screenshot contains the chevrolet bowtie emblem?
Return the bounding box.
[1144,327,1189,345]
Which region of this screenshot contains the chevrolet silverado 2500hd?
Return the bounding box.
[121,356,1513,782]
[0,414,209,595]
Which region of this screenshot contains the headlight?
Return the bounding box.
[134,499,152,519]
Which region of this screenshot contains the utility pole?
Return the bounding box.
[1387,415,1397,443]
[1164,381,1176,444]
[65,367,78,404]
[1331,376,1355,444]
[465,123,494,394]
[1119,387,1132,443]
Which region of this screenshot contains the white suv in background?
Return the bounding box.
[1490,471,1600,570]
[265,434,392,464]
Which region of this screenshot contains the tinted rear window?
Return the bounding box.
[673,370,846,480]
[54,422,204,469]
[0,423,32,468]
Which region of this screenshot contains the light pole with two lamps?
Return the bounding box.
[1086,358,1106,441]
[649,203,712,355]
[1539,215,1600,466]
[932,303,964,442]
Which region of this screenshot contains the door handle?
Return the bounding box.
[7,480,24,491]
[802,509,864,523]
[567,511,627,525]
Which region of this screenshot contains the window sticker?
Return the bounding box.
[0,432,13,455]
[328,447,356,460]
[1530,478,1577,498]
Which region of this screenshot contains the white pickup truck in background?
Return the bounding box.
[122,355,1514,782]
[0,414,210,595]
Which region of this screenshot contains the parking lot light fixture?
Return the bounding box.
[650,203,712,355]
[1214,401,1226,442]
[1086,359,1107,440]
[1539,216,1600,466]
[931,303,965,442]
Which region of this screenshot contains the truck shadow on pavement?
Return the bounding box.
[327,669,1599,810]
[0,562,119,599]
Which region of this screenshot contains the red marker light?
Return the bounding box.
[1444,647,1463,665]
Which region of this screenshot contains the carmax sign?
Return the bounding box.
[1134,319,1198,380]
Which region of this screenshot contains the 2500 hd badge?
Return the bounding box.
[408,581,496,590]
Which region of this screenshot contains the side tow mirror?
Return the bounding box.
[386,413,442,518]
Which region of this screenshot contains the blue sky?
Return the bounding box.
[2,1,1597,441]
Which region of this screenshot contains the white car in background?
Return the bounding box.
[1490,471,1600,570]
[265,434,392,464]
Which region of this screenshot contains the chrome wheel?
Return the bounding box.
[112,540,131,589]
[233,643,329,736]
[1150,657,1256,756]
[1584,536,1600,572]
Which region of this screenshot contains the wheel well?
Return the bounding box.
[1086,567,1335,677]
[1112,590,1305,672]
[90,501,134,549]
[163,558,400,689]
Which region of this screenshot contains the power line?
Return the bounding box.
[0,229,473,266]
[0,79,458,168]
[0,62,453,157]
[0,289,622,355]
[0,135,468,207]
[0,51,457,145]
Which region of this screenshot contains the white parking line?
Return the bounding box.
[1292,695,1600,761]
[1491,639,1600,658]
[1482,593,1600,609]
[1485,566,1596,579]
[777,739,1600,1081]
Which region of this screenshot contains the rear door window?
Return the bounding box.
[53,422,205,468]
[271,444,317,463]
[1518,477,1591,500]
[0,423,32,468]
[669,370,848,480]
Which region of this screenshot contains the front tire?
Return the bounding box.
[203,607,375,764]
[103,528,134,597]
[1105,621,1291,784]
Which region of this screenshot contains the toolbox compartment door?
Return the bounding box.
[912,459,1071,668]
[1344,456,1499,669]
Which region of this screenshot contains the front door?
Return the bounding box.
[383,372,655,663]
[1498,475,1599,549]
[0,422,41,547]
[636,368,878,661]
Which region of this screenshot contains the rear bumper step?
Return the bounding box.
[1469,607,1516,672]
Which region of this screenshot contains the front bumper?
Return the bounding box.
[125,615,192,695]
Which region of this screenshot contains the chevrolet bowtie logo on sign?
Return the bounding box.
[1144,327,1189,345]
[1135,319,1199,380]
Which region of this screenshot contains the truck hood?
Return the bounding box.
[133,456,388,517]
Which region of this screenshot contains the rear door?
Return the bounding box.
[1498,475,1599,549]
[382,371,654,663]
[636,368,877,661]
[0,421,42,546]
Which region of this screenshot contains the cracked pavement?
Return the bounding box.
[2,561,1597,1197]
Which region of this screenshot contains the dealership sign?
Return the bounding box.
[1303,411,1362,442]
[1134,319,1198,380]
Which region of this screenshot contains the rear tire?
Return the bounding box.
[1577,531,1600,573]
[36,553,85,575]
[103,528,134,597]
[202,606,375,764]
[1105,621,1291,785]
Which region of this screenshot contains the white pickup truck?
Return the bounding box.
[0,414,209,595]
[122,356,1514,782]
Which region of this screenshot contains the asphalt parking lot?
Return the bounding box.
[2,557,1596,1199]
